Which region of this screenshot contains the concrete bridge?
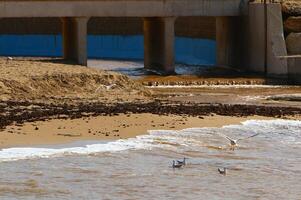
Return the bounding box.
[0,1,289,78]
[0,0,244,17]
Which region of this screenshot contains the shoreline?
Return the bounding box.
[1,99,301,148]
[1,113,296,149]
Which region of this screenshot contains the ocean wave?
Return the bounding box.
[0,119,300,162]
[0,138,153,162]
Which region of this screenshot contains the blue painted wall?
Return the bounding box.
[0,34,216,65]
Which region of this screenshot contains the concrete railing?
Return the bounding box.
[0,0,245,18]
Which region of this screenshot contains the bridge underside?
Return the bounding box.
[0,0,247,74]
[61,15,244,73]
[0,1,289,78]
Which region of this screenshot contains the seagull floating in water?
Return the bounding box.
[176,157,187,166]
[218,167,227,175]
[172,160,184,169]
[218,133,260,147]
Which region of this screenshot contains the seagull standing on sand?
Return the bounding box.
[95,84,117,93]
[218,133,260,148]
[6,57,13,64]
[105,84,117,91]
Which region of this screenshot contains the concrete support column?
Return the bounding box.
[216,16,241,68]
[247,3,265,73]
[62,17,89,65]
[266,3,288,77]
[247,3,288,77]
[143,17,176,74]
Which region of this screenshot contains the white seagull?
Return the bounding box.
[105,84,117,91]
[218,132,260,147]
[6,57,13,64]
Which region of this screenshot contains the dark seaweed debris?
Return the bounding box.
[0,100,300,130]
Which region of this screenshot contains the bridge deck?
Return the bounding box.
[0,0,244,18]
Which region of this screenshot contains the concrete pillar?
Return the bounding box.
[216,17,242,68]
[266,3,288,77]
[288,56,301,84]
[143,17,176,74]
[62,17,89,65]
[247,3,266,73]
[247,3,288,77]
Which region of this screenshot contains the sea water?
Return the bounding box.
[0,119,300,199]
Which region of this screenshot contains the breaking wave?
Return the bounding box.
[0,119,300,162]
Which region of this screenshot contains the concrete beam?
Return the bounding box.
[62,17,89,65]
[143,17,175,74]
[0,0,244,18]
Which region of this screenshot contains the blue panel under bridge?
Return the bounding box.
[0,34,216,65]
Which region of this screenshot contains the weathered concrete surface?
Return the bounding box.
[143,17,175,74]
[286,33,301,54]
[216,16,242,68]
[287,56,301,84]
[0,0,245,18]
[245,3,289,77]
[267,3,288,77]
[284,16,301,33]
[246,3,265,73]
[62,17,89,65]
[0,17,216,39]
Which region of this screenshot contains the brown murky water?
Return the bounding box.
[0,119,300,199]
[88,59,301,107]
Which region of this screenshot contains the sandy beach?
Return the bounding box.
[0,57,301,148]
[1,113,300,148]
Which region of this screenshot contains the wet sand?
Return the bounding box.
[0,114,288,148]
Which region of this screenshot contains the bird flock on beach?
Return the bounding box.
[171,132,260,176]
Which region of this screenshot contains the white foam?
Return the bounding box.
[146,85,300,89]
[0,138,154,162]
[241,119,301,127]
[0,119,300,162]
